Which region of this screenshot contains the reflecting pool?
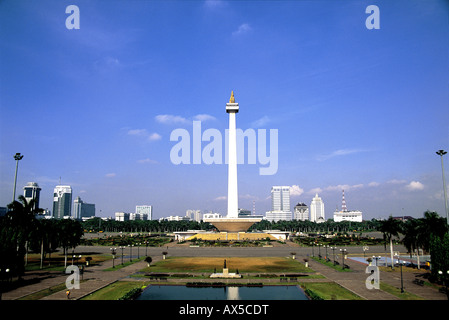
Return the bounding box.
[136,285,308,300]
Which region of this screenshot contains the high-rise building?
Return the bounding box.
[136,205,153,220]
[271,186,291,212]
[294,202,309,221]
[73,196,95,220]
[53,185,72,219]
[186,209,201,221]
[310,193,325,223]
[266,186,292,222]
[23,182,41,211]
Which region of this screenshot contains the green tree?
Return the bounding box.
[58,219,84,267]
[402,218,425,269]
[379,216,403,270]
[3,196,42,278]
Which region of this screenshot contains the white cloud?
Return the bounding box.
[251,116,270,128]
[127,129,148,136]
[317,148,367,161]
[155,114,189,124]
[232,23,252,36]
[387,179,408,184]
[214,196,227,201]
[137,158,158,164]
[307,187,323,195]
[127,129,161,141]
[193,114,216,122]
[406,181,425,191]
[105,173,116,178]
[290,185,304,196]
[148,133,162,141]
[368,181,380,187]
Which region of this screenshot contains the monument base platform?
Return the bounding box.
[187,232,277,241]
[203,217,262,233]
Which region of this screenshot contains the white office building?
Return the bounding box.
[186,209,202,221]
[266,186,292,222]
[310,193,325,223]
[294,202,309,221]
[334,210,363,222]
[115,212,129,221]
[136,205,153,220]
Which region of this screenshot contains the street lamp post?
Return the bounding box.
[340,249,347,270]
[119,246,124,265]
[436,150,449,228]
[129,244,133,262]
[145,241,148,257]
[12,153,24,202]
[110,248,116,268]
[331,247,337,265]
[399,259,404,293]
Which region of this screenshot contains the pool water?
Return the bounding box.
[136,285,308,300]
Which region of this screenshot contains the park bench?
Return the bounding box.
[289,277,298,282]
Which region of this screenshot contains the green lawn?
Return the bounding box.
[380,282,425,300]
[300,282,364,300]
[144,256,312,273]
[82,281,149,300]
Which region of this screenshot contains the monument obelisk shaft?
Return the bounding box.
[226,91,239,218]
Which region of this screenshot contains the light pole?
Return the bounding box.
[137,243,141,259]
[340,249,347,270]
[330,247,337,265]
[119,246,124,265]
[110,248,116,268]
[373,256,381,267]
[436,150,449,228]
[12,153,24,202]
[398,259,404,293]
[128,244,133,262]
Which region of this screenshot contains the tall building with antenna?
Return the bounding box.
[53,185,72,219]
[333,189,363,222]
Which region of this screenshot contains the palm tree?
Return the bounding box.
[379,216,403,270]
[5,195,42,278]
[420,211,448,252]
[402,218,424,269]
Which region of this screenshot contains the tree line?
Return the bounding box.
[0,196,83,280]
[1,195,448,285]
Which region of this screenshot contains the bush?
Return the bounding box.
[118,287,142,300]
[305,288,324,300]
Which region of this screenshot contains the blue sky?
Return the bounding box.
[1,0,448,220]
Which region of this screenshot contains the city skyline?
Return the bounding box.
[1,0,448,220]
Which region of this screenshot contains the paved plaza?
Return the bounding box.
[1,244,447,300]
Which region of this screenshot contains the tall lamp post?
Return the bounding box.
[340,249,347,270]
[12,153,24,202]
[436,150,448,228]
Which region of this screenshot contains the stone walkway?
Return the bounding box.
[307,257,446,300]
[1,249,447,300]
